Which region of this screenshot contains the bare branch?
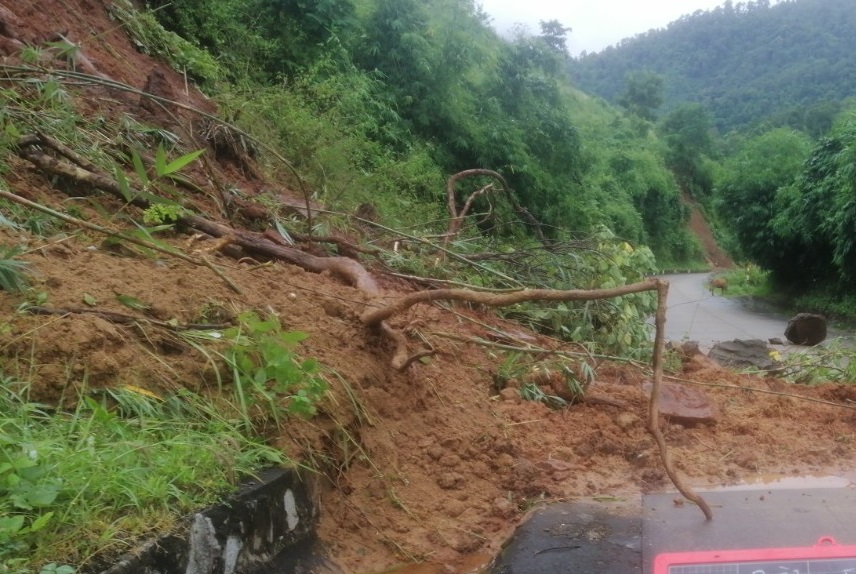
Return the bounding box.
[444,169,550,248]
[648,280,713,520]
[361,279,659,326]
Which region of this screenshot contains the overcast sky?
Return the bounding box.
[477,0,769,56]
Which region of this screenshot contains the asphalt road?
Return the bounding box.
[659,273,790,350]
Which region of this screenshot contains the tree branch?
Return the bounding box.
[648,280,713,520]
[361,280,659,326]
[444,169,550,248]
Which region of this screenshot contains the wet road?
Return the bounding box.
[659,273,790,350]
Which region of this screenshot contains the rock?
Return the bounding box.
[708,339,774,370]
[785,313,827,346]
[769,337,784,345]
[642,381,718,425]
[666,340,703,358]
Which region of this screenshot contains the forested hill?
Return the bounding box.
[569,0,856,133]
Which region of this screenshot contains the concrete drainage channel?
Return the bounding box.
[98,467,323,574]
[97,467,856,573]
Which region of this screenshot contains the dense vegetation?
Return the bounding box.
[570,0,856,134]
[715,110,856,316]
[145,0,698,267]
[558,0,856,316]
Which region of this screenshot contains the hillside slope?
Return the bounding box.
[0,1,854,572]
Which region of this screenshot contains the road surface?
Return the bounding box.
[659,273,790,350]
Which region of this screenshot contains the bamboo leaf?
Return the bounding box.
[113,167,133,203]
[131,150,149,186]
[161,149,204,176]
[154,144,168,177]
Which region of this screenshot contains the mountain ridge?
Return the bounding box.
[569,0,856,133]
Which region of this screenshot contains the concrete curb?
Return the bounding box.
[96,467,317,574]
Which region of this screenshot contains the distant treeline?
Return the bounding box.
[569,0,856,134]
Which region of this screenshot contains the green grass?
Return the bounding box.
[719,264,774,299]
[0,378,287,573]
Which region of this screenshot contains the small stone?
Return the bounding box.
[444,500,466,518]
[495,453,515,468]
[321,300,345,317]
[536,459,573,475]
[667,340,702,358]
[550,446,576,462]
[426,445,444,461]
[438,454,461,468]
[735,452,758,470]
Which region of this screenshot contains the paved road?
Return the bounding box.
[489,488,856,574]
[659,273,790,351]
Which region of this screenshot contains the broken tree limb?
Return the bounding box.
[648,279,713,520]
[444,181,493,248]
[380,322,436,370]
[33,130,104,175]
[181,215,379,293]
[361,279,659,326]
[365,276,712,517]
[445,169,550,248]
[18,146,149,208]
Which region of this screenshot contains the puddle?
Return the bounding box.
[702,472,854,492]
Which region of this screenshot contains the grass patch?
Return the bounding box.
[0,378,287,572]
[719,264,774,299]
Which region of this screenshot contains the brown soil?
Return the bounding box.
[684,192,734,269]
[1,3,855,573]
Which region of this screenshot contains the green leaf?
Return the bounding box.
[154,144,167,177]
[161,149,204,176]
[115,294,151,312]
[132,149,149,186]
[114,167,133,203]
[26,485,60,508]
[29,511,54,532]
[0,514,25,534]
[83,293,97,307]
